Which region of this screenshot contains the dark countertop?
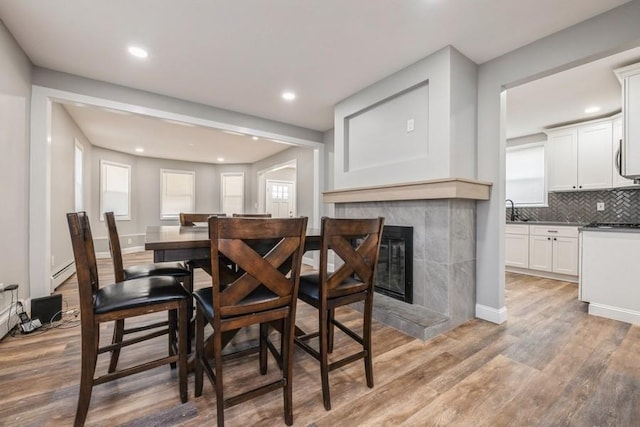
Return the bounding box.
[579,225,640,233]
[506,221,585,227]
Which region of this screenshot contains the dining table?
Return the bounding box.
[145,224,321,263]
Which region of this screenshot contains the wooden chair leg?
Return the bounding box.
[75,325,99,427]
[259,323,268,375]
[194,308,204,397]
[213,326,225,427]
[178,302,188,403]
[283,316,294,426]
[182,271,194,352]
[327,308,335,354]
[319,306,331,410]
[364,294,374,388]
[107,319,124,373]
[169,309,177,369]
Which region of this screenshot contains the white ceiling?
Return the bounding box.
[62,103,290,164]
[507,46,640,139]
[0,0,634,161]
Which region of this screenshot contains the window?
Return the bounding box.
[100,160,131,220]
[74,140,83,211]
[161,169,195,220]
[506,142,547,206]
[221,173,244,216]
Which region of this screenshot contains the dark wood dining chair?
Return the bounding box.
[67,212,189,427]
[104,211,192,369]
[179,212,228,276]
[179,212,227,226]
[193,216,307,426]
[232,213,272,218]
[294,216,384,410]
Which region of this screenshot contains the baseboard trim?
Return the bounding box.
[588,303,640,326]
[51,261,75,290]
[475,304,508,324]
[506,267,578,284]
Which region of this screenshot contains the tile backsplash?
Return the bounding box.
[507,187,640,224]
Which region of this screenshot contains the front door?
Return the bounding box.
[266,180,295,218]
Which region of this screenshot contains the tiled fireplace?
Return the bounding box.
[324,178,490,340]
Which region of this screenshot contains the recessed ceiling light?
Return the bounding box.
[282,91,296,101]
[252,136,259,141]
[128,46,148,59]
[584,106,601,114]
[217,157,225,162]
[135,148,144,153]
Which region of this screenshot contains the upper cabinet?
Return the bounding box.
[615,62,640,180]
[547,119,613,191]
[612,117,636,187]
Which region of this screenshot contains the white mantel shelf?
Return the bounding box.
[323,178,492,204]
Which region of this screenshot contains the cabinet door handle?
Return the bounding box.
[547,237,551,240]
[553,238,557,241]
[547,230,558,233]
[616,139,623,175]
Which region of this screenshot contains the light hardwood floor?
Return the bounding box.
[1,253,639,426]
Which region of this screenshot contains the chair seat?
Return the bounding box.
[95,276,191,315]
[123,261,189,280]
[298,272,363,303]
[193,285,279,320]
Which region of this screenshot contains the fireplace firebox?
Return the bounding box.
[372,225,413,303]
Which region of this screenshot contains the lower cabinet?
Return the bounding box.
[505,224,529,268]
[505,224,579,279]
[528,225,579,276]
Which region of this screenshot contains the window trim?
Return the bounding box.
[74,139,84,212]
[506,141,548,208]
[100,159,131,221]
[160,168,196,220]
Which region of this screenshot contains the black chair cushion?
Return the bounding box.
[123,261,189,280]
[95,276,190,314]
[298,272,363,303]
[193,285,279,320]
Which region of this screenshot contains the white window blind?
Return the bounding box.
[221,173,244,216]
[506,143,547,206]
[161,169,195,220]
[100,160,131,219]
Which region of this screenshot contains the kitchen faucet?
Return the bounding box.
[506,199,517,221]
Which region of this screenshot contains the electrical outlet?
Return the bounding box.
[597,202,605,211]
[407,118,415,132]
[127,238,132,244]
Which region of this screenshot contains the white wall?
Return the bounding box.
[50,103,93,277]
[0,20,31,321]
[251,146,316,222]
[333,46,477,189]
[476,0,640,321]
[87,145,252,253]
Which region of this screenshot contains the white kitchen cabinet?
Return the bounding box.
[547,128,578,191]
[505,224,529,268]
[615,62,640,179]
[528,225,579,276]
[547,119,613,191]
[580,230,640,325]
